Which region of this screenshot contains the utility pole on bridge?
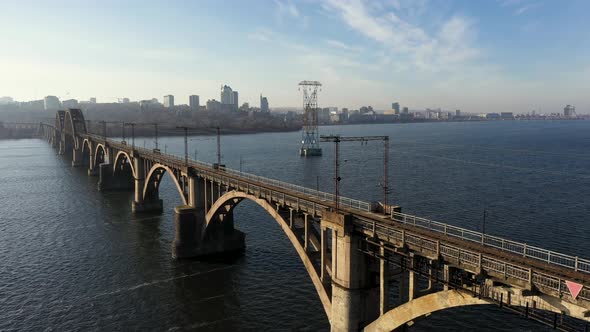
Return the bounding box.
[124,122,136,149]
[96,121,122,143]
[216,126,222,167]
[139,123,159,151]
[176,126,193,165]
[208,126,224,169]
[153,123,158,151]
[321,135,390,214]
[98,121,107,142]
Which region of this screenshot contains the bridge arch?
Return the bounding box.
[81,139,92,167]
[113,151,136,179]
[204,190,332,321]
[63,109,87,150]
[143,164,188,206]
[364,290,489,331]
[364,287,588,331]
[94,143,107,168]
[55,110,65,132]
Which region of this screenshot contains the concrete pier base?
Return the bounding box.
[71,148,83,167]
[97,163,133,191]
[323,211,379,332]
[331,282,379,331]
[132,199,163,214]
[172,205,245,259]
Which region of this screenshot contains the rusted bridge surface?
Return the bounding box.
[39,109,590,331]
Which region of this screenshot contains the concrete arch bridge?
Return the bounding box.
[38,110,590,331]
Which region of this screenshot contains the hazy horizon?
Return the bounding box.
[1,0,589,113]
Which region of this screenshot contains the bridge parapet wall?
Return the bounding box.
[354,218,590,307]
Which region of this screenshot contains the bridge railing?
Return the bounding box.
[126,143,371,212]
[220,167,371,212]
[91,136,590,275]
[390,211,589,274]
[355,217,590,302]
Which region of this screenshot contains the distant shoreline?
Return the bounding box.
[317,117,587,127]
[1,117,587,141]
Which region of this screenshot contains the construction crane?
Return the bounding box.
[320,135,390,214]
[298,81,322,156]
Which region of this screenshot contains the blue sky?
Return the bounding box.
[1,0,588,113]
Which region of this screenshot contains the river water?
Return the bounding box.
[1,120,589,331]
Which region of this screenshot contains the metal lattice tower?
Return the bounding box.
[298,80,322,156]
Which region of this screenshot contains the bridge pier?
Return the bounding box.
[132,199,163,213]
[172,205,245,259]
[131,154,163,213]
[324,211,379,332]
[97,163,134,191]
[173,177,244,259]
[72,147,83,167]
[87,165,98,176]
[87,145,98,176]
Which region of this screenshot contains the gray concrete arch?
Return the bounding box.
[204,190,332,322]
[143,163,188,206]
[113,150,136,179]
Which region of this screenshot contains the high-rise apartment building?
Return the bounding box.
[164,95,174,108]
[44,96,60,111]
[221,85,233,105]
[220,85,238,111]
[189,95,200,111]
[260,94,269,112]
[392,102,400,114]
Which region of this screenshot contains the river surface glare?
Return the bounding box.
[1,121,589,331]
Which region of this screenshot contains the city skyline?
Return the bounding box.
[1,0,589,113]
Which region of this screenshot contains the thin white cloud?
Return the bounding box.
[500,0,525,7]
[388,0,429,19]
[274,0,299,18]
[322,0,480,71]
[324,39,361,52]
[274,0,309,28]
[514,3,540,15]
[499,0,541,15]
[247,29,273,42]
